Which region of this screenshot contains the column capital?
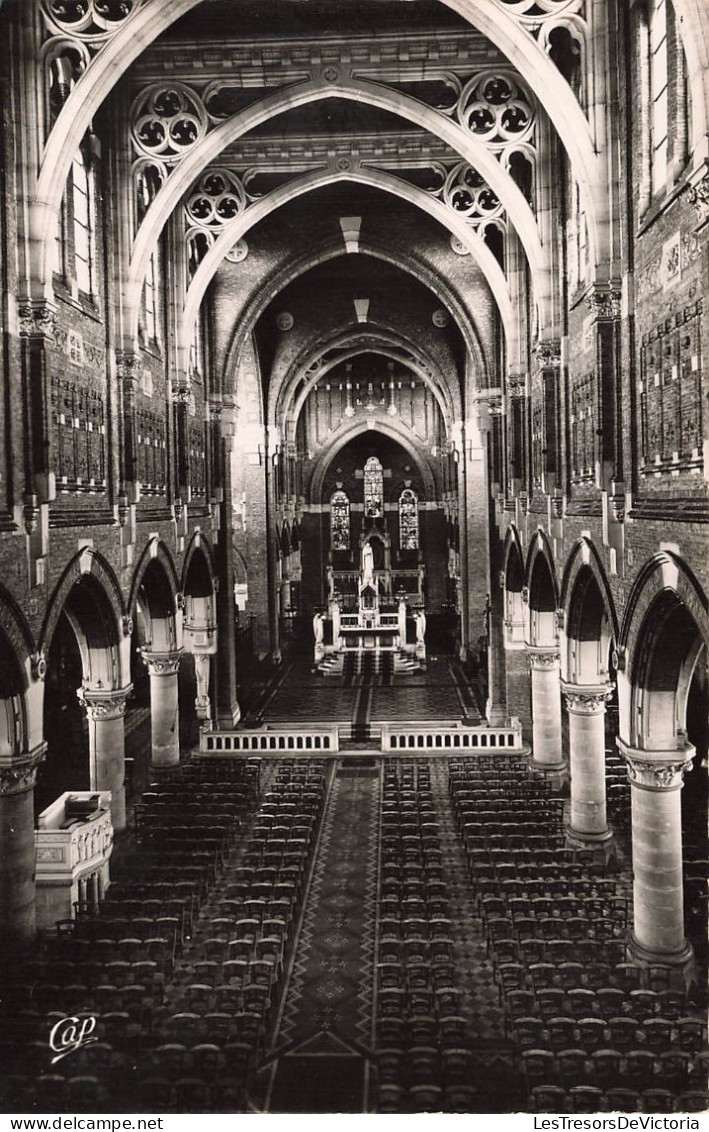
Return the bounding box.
[533,338,561,369]
[585,282,622,322]
[141,648,183,676]
[617,738,695,791]
[0,746,47,796]
[561,682,614,714]
[115,351,141,385]
[77,685,132,720]
[527,646,561,670]
[18,300,58,341]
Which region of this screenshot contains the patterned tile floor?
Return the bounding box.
[264,655,476,727]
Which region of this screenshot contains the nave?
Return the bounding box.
[3,743,707,1115]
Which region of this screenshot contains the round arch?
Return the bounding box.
[309,418,438,504]
[176,166,516,356]
[219,237,490,407]
[34,0,606,291]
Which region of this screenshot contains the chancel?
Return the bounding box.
[0,0,708,1118]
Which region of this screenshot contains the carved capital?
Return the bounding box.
[688,169,709,226]
[0,746,47,796]
[116,351,141,385]
[617,738,695,790]
[77,685,132,720]
[23,494,41,535]
[18,301,57,341]
[141,648,183,676]
[172,385,192,406]
[562,681,614,715]
[586,283,622,322]
[533,339,561,368]
[527,646,561,670]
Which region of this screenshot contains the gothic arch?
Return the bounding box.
[309,418,437,505]
[219,239,489,409]
[182,532,216,598]
[275,327,459,439]
[129,539,180,613]
[41,552,127,692]
[171,166,516,356]
[0,588,36,760]
[35,0,604,291]
[40,548,126,662]
[503,525,525,592]
[619,553,709,751]
[561,539,619,687]
[525,529,559,648]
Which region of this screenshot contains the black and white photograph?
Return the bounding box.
[0,0,708,1122]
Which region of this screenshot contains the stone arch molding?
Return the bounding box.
[617,552,709,752]
[39,547,130,692]
[128,537,180,618]
[560,537,620,644]
[309,417,438,505]
[220,238,491,403]
[181,531,216,597]
[275,328,460,440]
[34,0,613,296]
[183,167,512,359]
[560,537,619,687]
[131,79,542,348]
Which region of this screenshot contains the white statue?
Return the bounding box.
[327,565,335,600]
[415,610,427,644]
[313,612,324,645]
[361,540,374,585]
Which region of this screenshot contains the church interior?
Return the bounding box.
[1,0,709,1116]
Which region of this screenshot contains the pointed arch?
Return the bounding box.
[309,418,437,504]
[40,549,126,660]
[34,0,605,292]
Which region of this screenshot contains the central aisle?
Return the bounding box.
[260,765,381,1112]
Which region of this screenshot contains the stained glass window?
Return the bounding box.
[399,488,419,549]
[330,490,350,550]
[364,457,383,517]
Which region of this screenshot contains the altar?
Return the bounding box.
[314,539,426,667]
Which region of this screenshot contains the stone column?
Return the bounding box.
[618,740,695,973]
[193,653,212,722]
[562,682,614,854]
[0,748,45,949]
[78,687,131,832]
[142,650,183,768]
[528,647,566,779]
[486,602,507,727]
